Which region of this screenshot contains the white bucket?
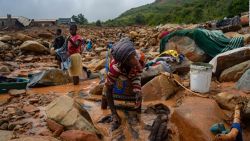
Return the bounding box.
[190,62,213,93]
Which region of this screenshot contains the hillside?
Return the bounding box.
[104,0,249,26]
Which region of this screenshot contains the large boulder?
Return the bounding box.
[209,47,250,77]
[0,35,12,42]
[9,136,59,141]
[28,69,71,88]
[89,83,104,95]
[0,130,13,141]
[142,73,179,101]
[38,33,53,39]
[60,130,100,141]
[171,97,227,141]
[141,64,167,85]
[214,92,246,110]
[45,96,99,134]
[13,33,33,42]
[236,69,250,93]
[0,65,11,74]
[0,41,9,50]
[19,41,49,53]
[243,101,250,119]
[219,60,250,82]
[165,36,206,62]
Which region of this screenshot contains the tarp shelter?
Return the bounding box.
[160,28,244,57]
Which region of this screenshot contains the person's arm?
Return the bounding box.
[68,38,81,48]
[131,73,142,108]
[105,84,117,115]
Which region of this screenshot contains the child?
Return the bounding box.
[53,29,65,68]
[67,24,83,85]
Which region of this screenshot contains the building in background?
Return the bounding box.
[57,18,71,25]
[0,14,31,30]
[30,19,57,27]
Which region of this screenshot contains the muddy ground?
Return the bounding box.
[0,25,250,141]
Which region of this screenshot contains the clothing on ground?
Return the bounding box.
[68,34,82,55]
[160,28,244,57]
[68,53,82,77]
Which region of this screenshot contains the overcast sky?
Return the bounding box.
[0,0,154,22]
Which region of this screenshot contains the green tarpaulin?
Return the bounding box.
[160,28,244,57]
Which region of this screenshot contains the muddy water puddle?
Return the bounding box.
[0,78,177,141]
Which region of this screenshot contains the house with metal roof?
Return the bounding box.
[0,14,31,30]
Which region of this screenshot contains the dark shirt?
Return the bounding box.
[53,35,65,50]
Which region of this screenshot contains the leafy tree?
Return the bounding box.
[71,15,79,23]
[78,14,88,24]
[96,20,102,26]
[71,14,88,25]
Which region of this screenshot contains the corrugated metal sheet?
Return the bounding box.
[34,19,57,22]
[17,16,31,27]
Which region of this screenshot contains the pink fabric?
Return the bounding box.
[68,34,82,55]
[159,31,170,39]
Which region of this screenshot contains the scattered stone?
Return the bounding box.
[19,40,49,54]
[236,69,250,93]
[94,59,106,71]
[60,130,100,141]
[0,130,13,141]
[45,96,99,134]
[13,33,33,42]
[142,73,179,101]
[8,123,17,130]
[214,92,247,110]
[22,104,40,113]
[89,83,104,95]
[7,107,16,115]
[0,122,9,130]
[0,35,12,42]
[38,33,53,39]
[0,65,11,73]
[171,97,227,141]
[9,136,60,141]
[29,98,39,104]
[9,89,26,97]
[243,100,250,119]
[15,108,25,116]
[13,124,22,131]
[28,69,71,88]
[46,119,64,137]
[94,47,106,53]
[220,60,250,82]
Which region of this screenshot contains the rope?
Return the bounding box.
[161,72,209,98]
